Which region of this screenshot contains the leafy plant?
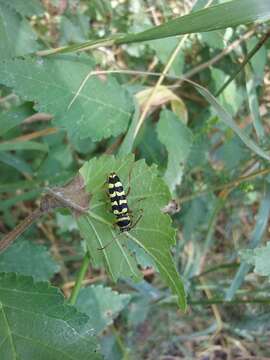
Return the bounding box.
[1,0,270,358]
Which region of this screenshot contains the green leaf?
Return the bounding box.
[136,120,167,169]
[76,285,131,334]
[0,55,133,142]
[0,3,38,60]
[240,242,270,277]
[200,30,225,50]
[0,273,102,359]
[119,0,270,44]
[0,240,59,281]
[77,218,141,282]
[78,154,187,310]
[147,37,184,76]
[0,0,44,16]
[157,109,193,192]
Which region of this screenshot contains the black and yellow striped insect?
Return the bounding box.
[108,172,132,232]
[98,171,143,250]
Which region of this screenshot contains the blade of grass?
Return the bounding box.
[37,0,270,56]
[37,35,123,56]
[118,0,270,44]
[0,181,40,193]
[245,64,265,140]
[0,190,41,210]
[0,140,48,152]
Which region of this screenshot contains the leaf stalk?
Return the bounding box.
[68,251,91,305]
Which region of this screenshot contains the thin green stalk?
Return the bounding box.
[68,251,91,305]
[191,262,239,280]
[190,297,270,306]
[112,326,130,360]
[156,295,270,306]
[216,29,270,96]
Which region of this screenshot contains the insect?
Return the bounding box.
[108,171,132,232]
[98,171,143,250]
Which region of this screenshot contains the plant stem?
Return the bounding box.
[68,251,91,305]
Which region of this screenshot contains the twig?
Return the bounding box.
[6,127,58,142]
[178,167,270,203]
[23,113,53,124]
[183,28,255,81]
[0,177,89,253]
[0,193,59,253]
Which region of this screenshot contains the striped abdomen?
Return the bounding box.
[108,172,131,232]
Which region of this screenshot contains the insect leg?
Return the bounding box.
[97,237,116,250]
[129,208,143,230]
[97,223,122,250]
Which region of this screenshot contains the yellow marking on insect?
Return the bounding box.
[113,208,128,215]
[116,215,130,222]
[114,191,125,197]
[114,181,122,188]
[108,183,114,189]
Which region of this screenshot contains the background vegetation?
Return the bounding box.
[0,0,270,359]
